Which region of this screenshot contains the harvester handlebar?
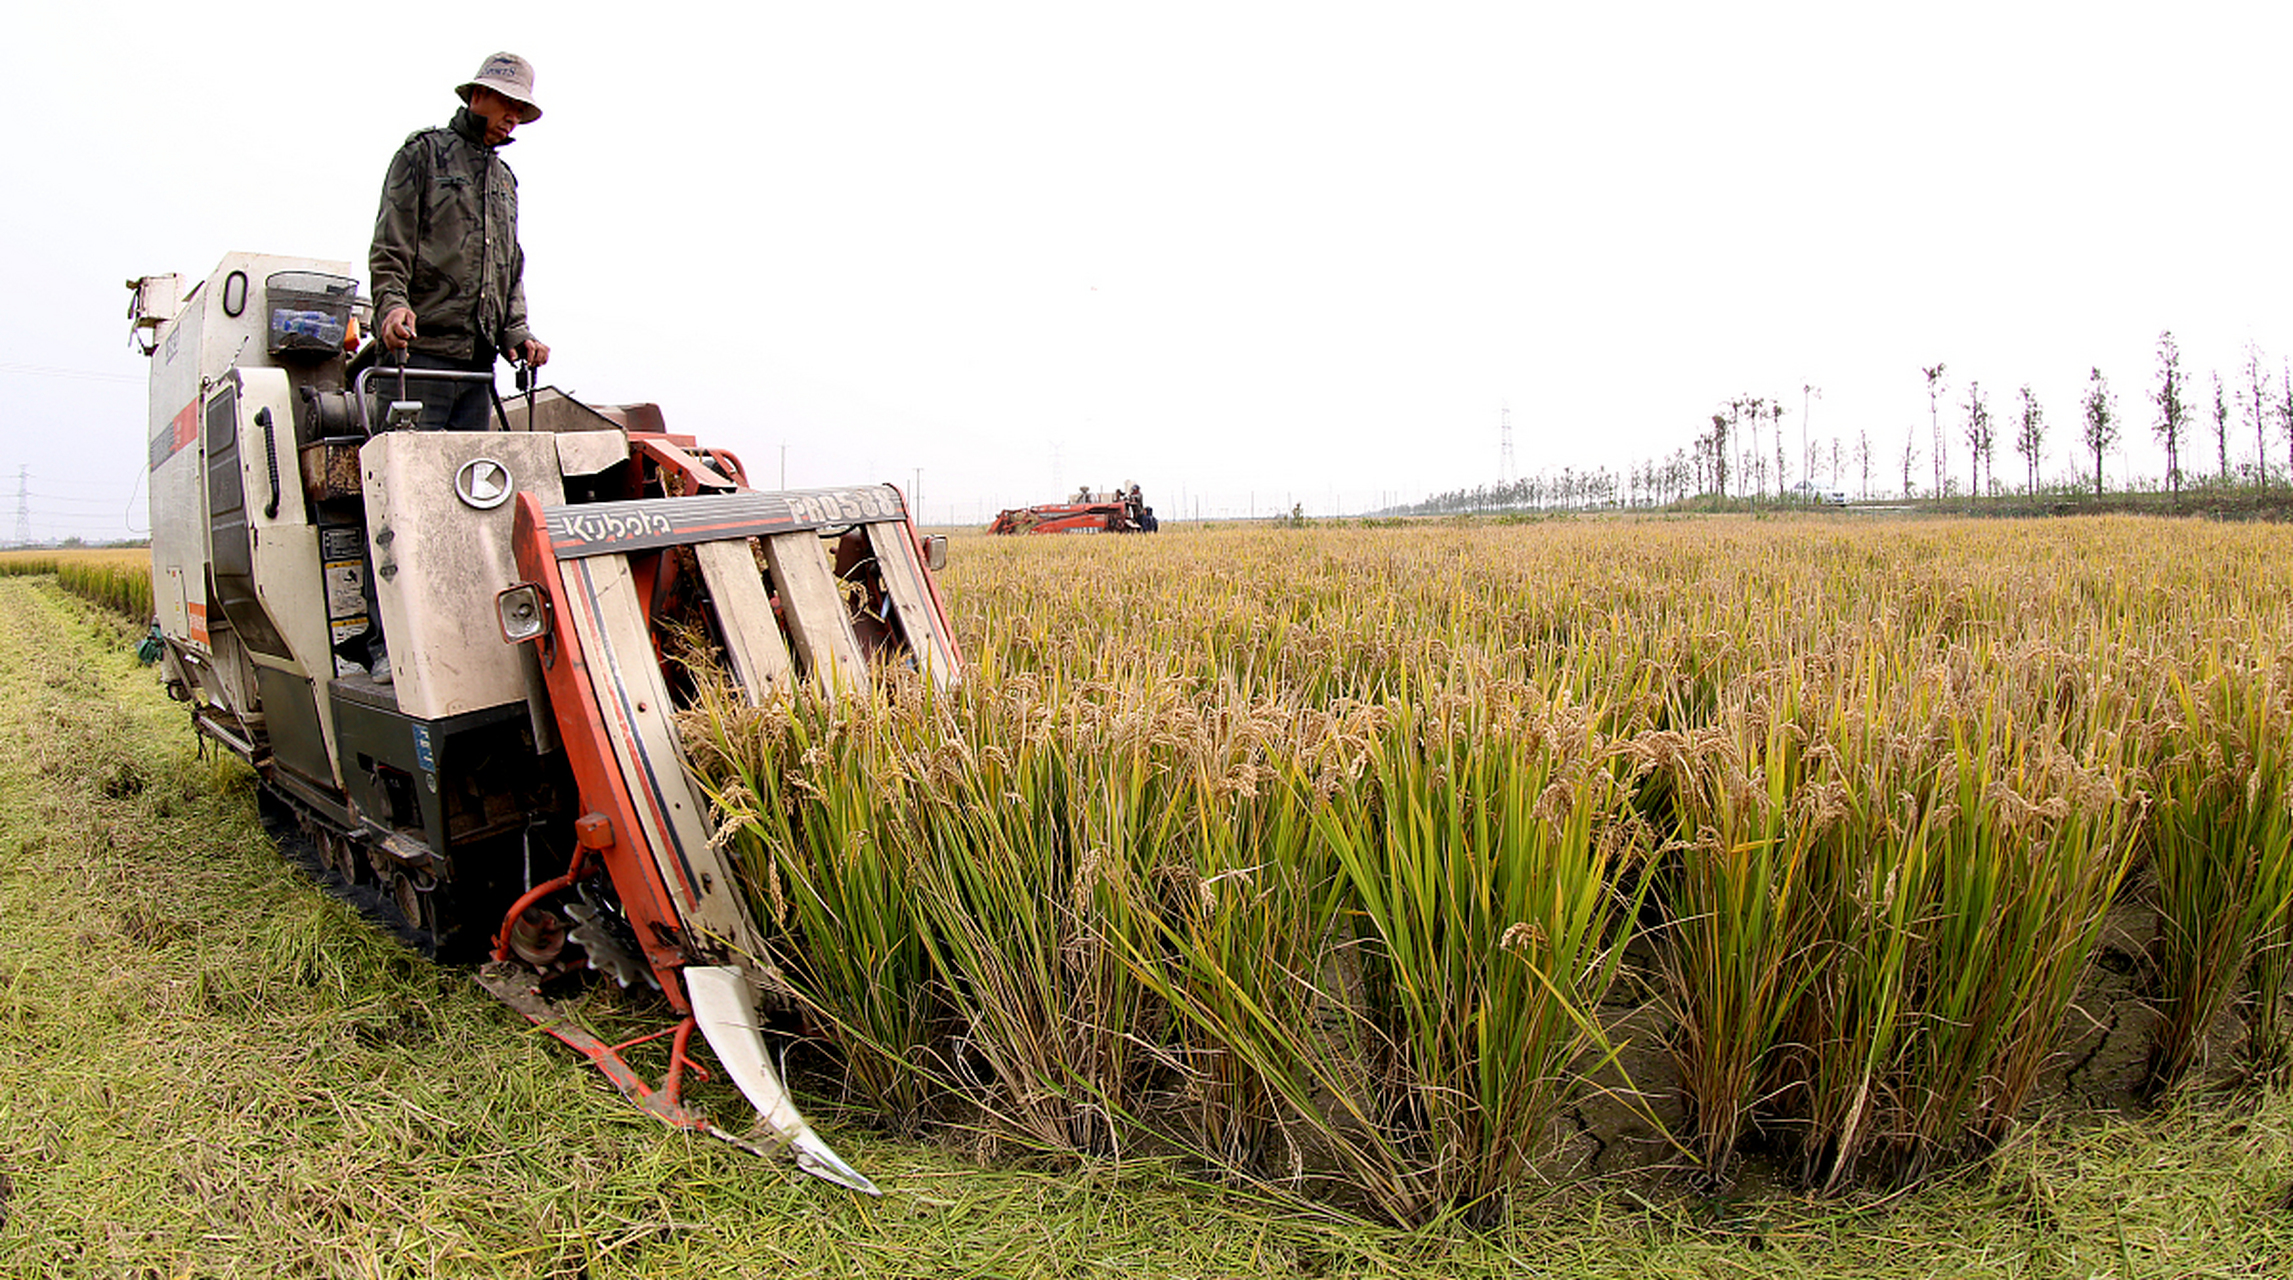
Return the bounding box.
[350,365,505,435]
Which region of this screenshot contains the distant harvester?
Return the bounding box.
[989,483,1159,535]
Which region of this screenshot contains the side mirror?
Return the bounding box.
[496,582,552,644]
[923,534,949,573]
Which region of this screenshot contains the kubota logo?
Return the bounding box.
[455,458,514,510]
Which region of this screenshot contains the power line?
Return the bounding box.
[0,361,142,386]
[22,509,142,524]
[21,491,136,506]
[7,472,146,492]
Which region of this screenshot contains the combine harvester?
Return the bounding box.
[129,254,963,1194]
[987,483,1158,534]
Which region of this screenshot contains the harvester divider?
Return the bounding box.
[475,959,767,1157]
[475,959,876,1190]
[685,965,883,1196]
[509,482,955,1196]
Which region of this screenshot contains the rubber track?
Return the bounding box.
[252,788,459,961]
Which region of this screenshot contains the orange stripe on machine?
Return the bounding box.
[149,399,202,472]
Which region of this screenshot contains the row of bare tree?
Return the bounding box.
[1690,340,2293,505]
[1382,339,2293,517]
[1914,339,2293,500]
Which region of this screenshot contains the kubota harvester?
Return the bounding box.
[130,253,962,1193]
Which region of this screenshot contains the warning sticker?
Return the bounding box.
[323,561,366,617]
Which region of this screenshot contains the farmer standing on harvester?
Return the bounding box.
[368,51,553,432]
[357,52,555,679]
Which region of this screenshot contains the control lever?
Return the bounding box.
[514,358,537,431]
[386,347,420,430]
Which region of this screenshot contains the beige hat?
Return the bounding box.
[457,52,542,123]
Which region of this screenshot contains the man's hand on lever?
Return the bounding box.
[379,306,418,352]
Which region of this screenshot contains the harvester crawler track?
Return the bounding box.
[254,787,462,959]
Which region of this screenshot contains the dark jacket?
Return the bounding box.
[368,107,534,362]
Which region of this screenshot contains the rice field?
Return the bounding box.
[13,523,2288,1224]
[0,546,151,621]
[10,560,2293,1277]
[682,514,2293,1224]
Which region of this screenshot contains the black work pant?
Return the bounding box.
[380,351,499,431]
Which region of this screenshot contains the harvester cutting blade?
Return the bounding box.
[683,965,881,1197]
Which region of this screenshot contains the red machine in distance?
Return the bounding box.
[988,483,1158,535]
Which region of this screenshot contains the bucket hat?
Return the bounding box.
[457,52,542,123]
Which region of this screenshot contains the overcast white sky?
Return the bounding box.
[6,1,2292,538]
